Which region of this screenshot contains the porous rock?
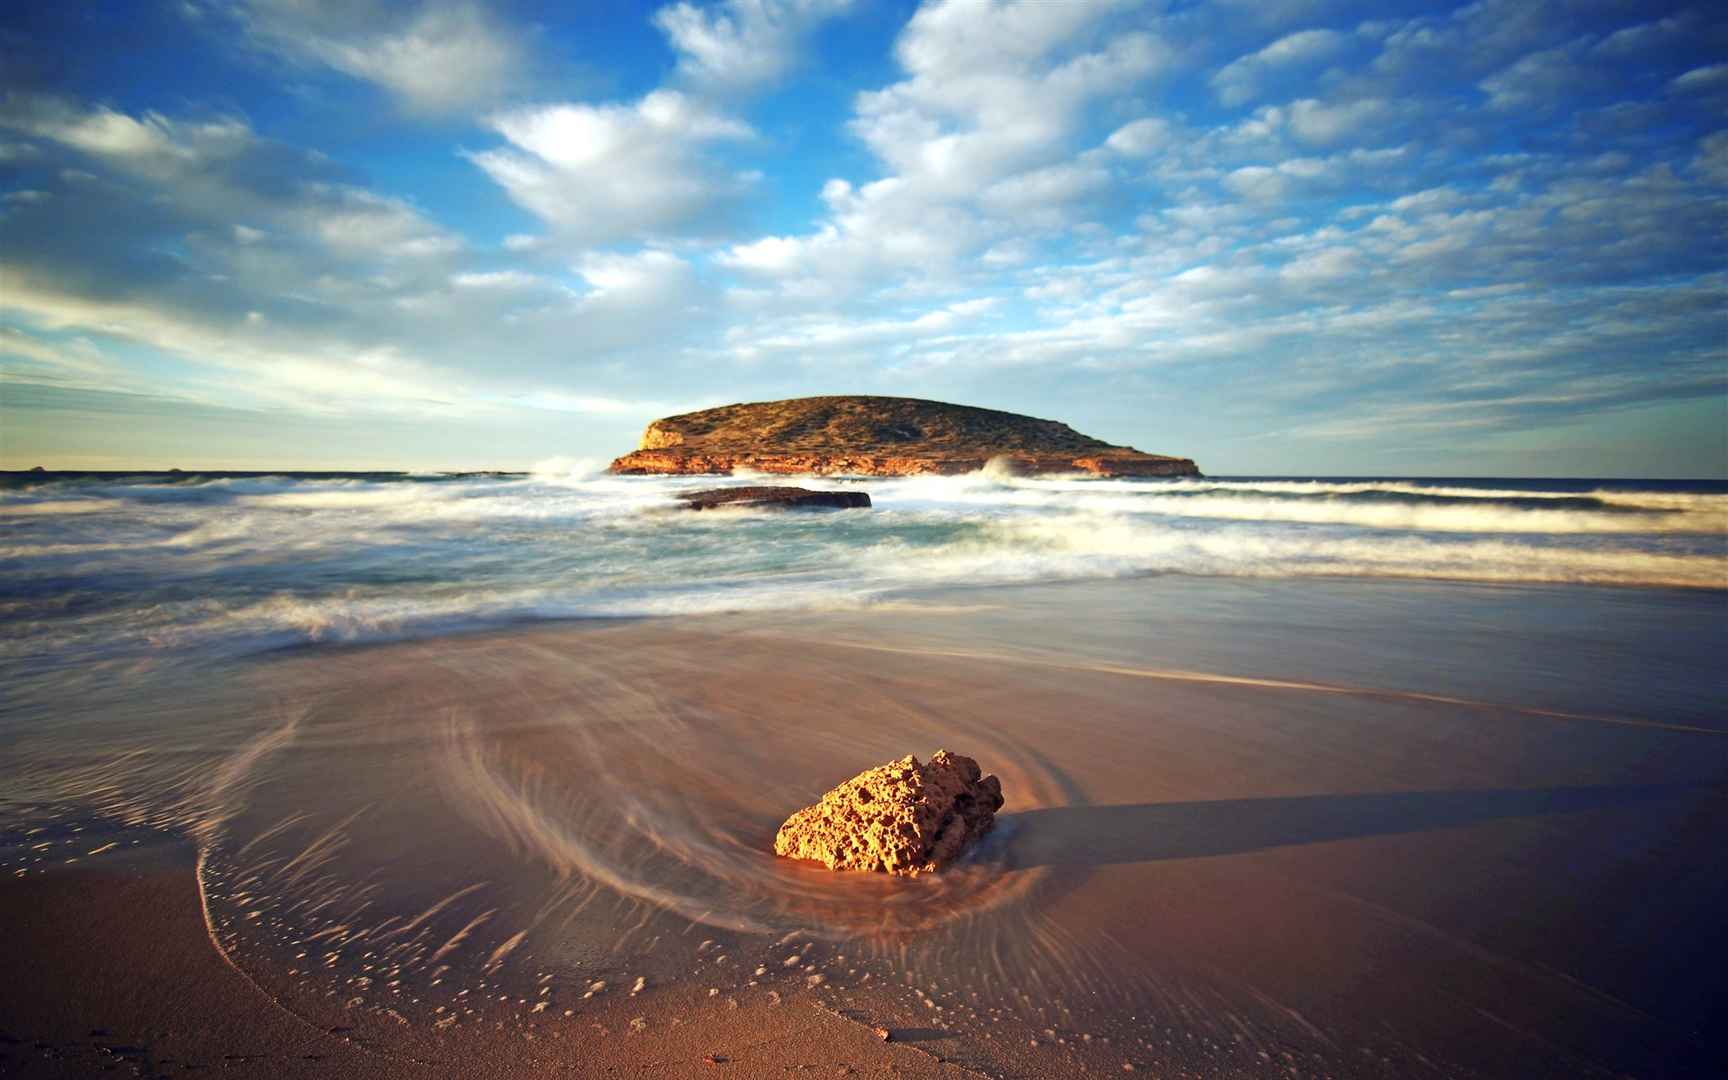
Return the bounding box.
[773,751,1004,876]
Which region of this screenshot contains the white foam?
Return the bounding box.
[4,475,1723,671]
[529,456,605,484]
[919,513,1728,590]
[0,498,130,516]
[860,475,1727,535]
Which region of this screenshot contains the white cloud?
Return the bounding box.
[1105,117,1170,156]
[979,161,1111,216]
[469,91,753,246]
[309,186,462,258]
[1592,13,1695,57]
[717,0,1170,291]
[0,266,475,415]
[575,250,694,307]
[1695,131,1728,185]
[1670,63,1728,95]
[9,0,1725,469]
[722,296,998,357]
[1478,42,1593,112]
[1211,28,1349,107]
[717,233,813,274]
[0,97,461,263]
[1279,246,1356,281]
[654,0,854,95]
[451,270,545,289]
[0,95,726,421]
[854,2,1167,195]
[1223,162,1305,202]
[217,0,530,113]
[0,326,116,383]
[1286,97,1398,145]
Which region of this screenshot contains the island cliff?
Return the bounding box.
[607,396,1201,478]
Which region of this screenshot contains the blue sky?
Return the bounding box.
[1,0,1723,475]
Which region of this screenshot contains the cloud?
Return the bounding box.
[467,1,853,251]
[1285,97,1402,145]
[715,0,1170,294]
[1670,63,1728,95]
[0,96,719,420]
[727,296,997,357]
[1105,117,1170,156]
[468,91,754,246]
[1695,131,1728,185]
[0,96,460,263]
[654,0,854,95]
[1278,246,1356,282]
[853,0,1167,195]
[0,267,475,415]
[0,326,120,388]
[1478,42,1596,112]
[7,0,1726,472]
[1210,28,1350,107]
[575,249,696,309]
[212,0,532,113]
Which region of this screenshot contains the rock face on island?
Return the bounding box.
[676,486,871,511]
[774,750,1005,877]
[609,396,1200,478]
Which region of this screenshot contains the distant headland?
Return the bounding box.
[607,396,1201,478]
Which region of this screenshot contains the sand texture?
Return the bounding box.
[0,846,981,1078]
[4,576,1725,1078]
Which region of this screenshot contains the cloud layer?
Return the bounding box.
[2,0,1724,472]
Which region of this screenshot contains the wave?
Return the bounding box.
[1033,491,1720,534]
[3,474,1723,678]
[861,474,1728,532]
[1149,478,1728,514]
[900,513,1728,591]
[7,516,1721,678]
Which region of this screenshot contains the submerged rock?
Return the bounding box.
[773,751,1004,876]
[675,486,871,511]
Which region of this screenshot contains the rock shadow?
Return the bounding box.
[1006,784,1687,868]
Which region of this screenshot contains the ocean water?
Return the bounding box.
[3,467,1723,690]
[3,468,1726,1077]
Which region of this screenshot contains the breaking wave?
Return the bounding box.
[2,471,1722,679]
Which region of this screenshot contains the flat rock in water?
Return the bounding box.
[675,486,871,511]
[773,750,1004,876]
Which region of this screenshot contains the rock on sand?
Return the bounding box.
[773,751,1004,876]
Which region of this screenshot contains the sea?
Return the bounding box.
[2,467,1723,679]
[2,467,1725,1077]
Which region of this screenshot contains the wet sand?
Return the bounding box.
[5,576,1726,1078]
[0,842,979,1078]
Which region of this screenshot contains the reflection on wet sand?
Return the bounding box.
[14,578,1728,1078]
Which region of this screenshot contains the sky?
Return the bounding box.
[0,0,1724,476]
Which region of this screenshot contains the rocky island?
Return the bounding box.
[608,396,1200,478]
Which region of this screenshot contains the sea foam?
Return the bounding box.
[2,472,1722,676]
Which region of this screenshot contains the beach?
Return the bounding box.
[3,474,1726,1077]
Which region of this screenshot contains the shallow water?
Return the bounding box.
[3,472,1726,1076]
